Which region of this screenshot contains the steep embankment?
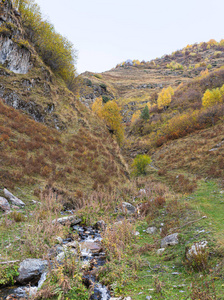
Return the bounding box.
[0,0,128,204]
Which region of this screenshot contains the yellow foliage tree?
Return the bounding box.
[92,97,103,117]
[202,88,222,108]
[92,99,124,145]
[157,86,174,109]
[131,110,141,124]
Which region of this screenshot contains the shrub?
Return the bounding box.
[131,154,151,176]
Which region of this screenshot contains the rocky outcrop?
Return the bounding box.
[17,259,48,285]
[0,0,32,74]
[3,188,25,207]
[0,36,32,74]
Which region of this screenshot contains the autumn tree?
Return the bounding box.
[131,110,141,124]
[157,86,174,110]
[92,97,103,117]
[202,88,222,108]
[92,98,124,145]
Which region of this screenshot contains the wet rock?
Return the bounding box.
[17,259,48,285]
[3,188,25,207]
[186,241,208,260]
[0,196,11,211]
[146,227,157,234]
[52,215,82,226]
[122,202,136,214]
[80,241,102,253]
[161,233,179,248]
[94,220,106,230]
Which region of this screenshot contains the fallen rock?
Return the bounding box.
[17,259,48,285]
[52,215,82,226]
[161,233,179,248]
[0,196,11,211]
[146,227,157,234]
[122,202,136,214]
[3,188,25,207]
[186,241,208,260]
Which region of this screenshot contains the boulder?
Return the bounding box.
[122,202,136,214]
[3,188,25,207]
[0,196,11,211]
[161,233,179,248]
[146,227,157,234]
[186,241,208,260]
[17,259,48,284]
[52,215,82,226]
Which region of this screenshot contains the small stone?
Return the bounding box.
[172,272,180,275]
[146,227,157,234]
[55,237,63,244]
[122,202,136,214]
[157,248,165,255]
[146,296,152,300]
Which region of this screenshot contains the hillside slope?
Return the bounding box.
[80,40,224,122]
[0,0,128,204]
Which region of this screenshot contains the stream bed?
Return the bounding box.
[0,224,110,300]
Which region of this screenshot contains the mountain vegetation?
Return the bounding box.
[0,1,224,299]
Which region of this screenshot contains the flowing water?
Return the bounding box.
[0,225,110,300]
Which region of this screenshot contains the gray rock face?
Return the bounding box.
[146,227,157,234]
[17,259,48,284]
[161,233,179,248]
[122,202,136,214]
[0,196,11,211]
[3,188,25,207]
[52,215,82,226]
[0,37,32,74]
